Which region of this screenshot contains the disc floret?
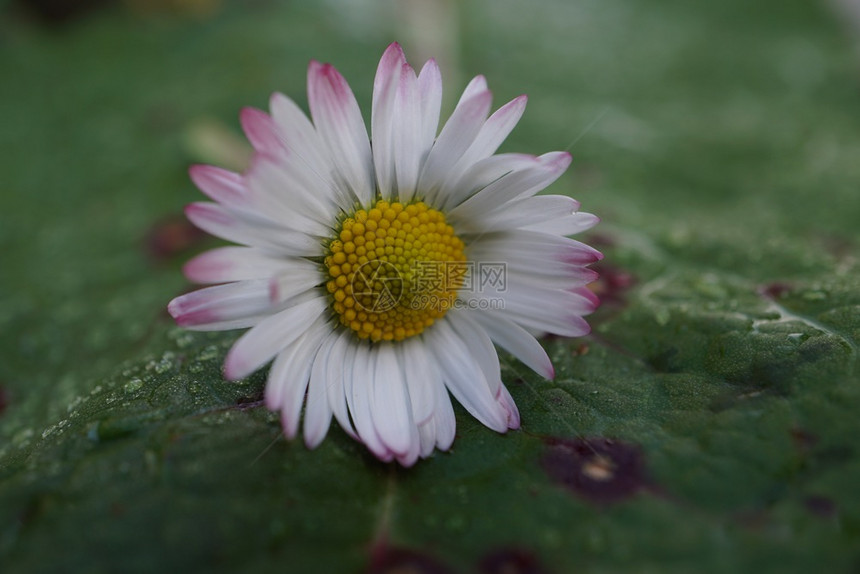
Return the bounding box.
[324,200,467,342]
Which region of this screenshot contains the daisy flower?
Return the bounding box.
[168,43,601,466]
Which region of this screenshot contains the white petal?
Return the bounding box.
[522,212,600,236]
[468,243,599,289]
[445,310,501,397]
[268,263,324,304]
[347,344,392,461]
[327,331,358,440]
[454,195,580,234]
[504,268,599,292]
[245,155,336,233]
[414,352,457,457]
[464,95,527,161]
[398,338,437,424]
[468,229,603,267]
[307,60,374,206]
[462,279,598,338]
[425,320,508,432]
[396,443,420,467]
[394,65,422,203]
[432,381,457,451]
[466,310,555,380]
[438,153,539,210]
[417,417,437,458]
[477,293,593,338]
[304,331,337,448]
[371,344,415,456]
[265,317,329,439]
[269,92,335,189]
[448,152,571,220]
[419,88,492,204]
[223,296,328,380]
[440,95,527,195]
[416,59,442,161]
[371,43,406,200]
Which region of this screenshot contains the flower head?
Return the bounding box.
[168,43,601,465]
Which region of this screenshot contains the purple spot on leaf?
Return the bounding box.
[479,548,548,574]
[541,437,649,504]
[571,343,590,357]
[804,495,837,519]
[790,427,818,453]
[583,231,614,249]
[145,215,208,261]
[235,393,265,410]
[759,282,792,300]
[589,263,635,307]
[367,545,453,574]
[15,0,112,25]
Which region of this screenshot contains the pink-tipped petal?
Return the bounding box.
[244,153,335,231]
[419,89,493,202]
[499,305,592,339]
[469,94,527,161]
[452,195,580,234]
[394,63,423,203]
[523,212,600,236]
[188,165,247,208]
[240,107,285,155]
[307,60,374,206]
[458,75,489,104]
[562,241,604,265]
[426,320,508,433]
[484,280,598,322]
[572,286,601,312]
[496,385,521,430]
[168,280,272,330]
[372,43,408,200]
[467,310,555,380]
[440,153,540,209]
[268,92,338,196]
[440,95,528,196]
[446,311,501,396]
[185,202,321,256]
[183,246,292,284]
[416,58,442,156]
[449,151,572,219]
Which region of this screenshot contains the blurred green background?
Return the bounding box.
[1,0,859,572]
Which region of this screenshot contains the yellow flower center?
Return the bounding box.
[324,199,467,342]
